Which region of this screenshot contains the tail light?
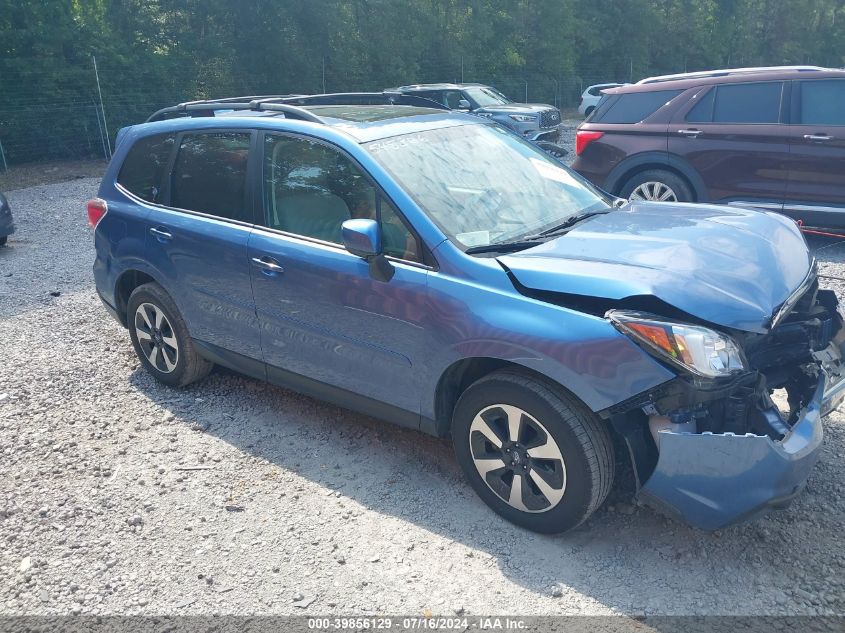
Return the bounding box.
[86,198,108,228]
[575,130,604,156]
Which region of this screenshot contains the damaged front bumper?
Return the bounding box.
[639,371,843,530]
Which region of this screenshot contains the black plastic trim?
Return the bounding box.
[192,339,425,432]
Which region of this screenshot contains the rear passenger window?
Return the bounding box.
[170,132,251,221]
[595,90,683,124]
[117,134,175,202]
[800,80,845,126]
[263,134,420,261]
[712,82,783,124]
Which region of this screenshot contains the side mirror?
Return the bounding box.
[342,218,382,258]
[458,99,471,110]
[341,219,394,282]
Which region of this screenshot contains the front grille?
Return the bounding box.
[539,108,561,128]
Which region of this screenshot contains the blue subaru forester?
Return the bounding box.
[90,94,845,533]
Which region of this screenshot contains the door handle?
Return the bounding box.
[804,134,833,141]
[677,129,702,137]
[251,256,285,275]
[149,226,173,241]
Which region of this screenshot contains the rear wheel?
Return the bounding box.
[127,282,212,387]
[584,106,595,117]
[620,169,693,203]
[0,236,7,246]
[452,371,614,533]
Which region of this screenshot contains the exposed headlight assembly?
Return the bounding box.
[508,114,537,122]
[608,310,746,378]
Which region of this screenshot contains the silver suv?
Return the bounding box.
[388,83,566,158]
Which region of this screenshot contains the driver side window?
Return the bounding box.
[262,134,421,261]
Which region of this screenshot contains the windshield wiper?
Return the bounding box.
[524,210,609,240]
[465,238,545,255]
[464,210,611,255]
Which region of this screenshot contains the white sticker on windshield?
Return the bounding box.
[529,157,580,186]
[456,230,491,247]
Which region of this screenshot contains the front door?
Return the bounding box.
[668,81,790,208]
[785,78,845,227]
[248,132,430,423]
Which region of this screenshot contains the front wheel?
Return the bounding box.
[452,371,614,533]
[127,282,213,387]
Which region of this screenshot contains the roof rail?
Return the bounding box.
[637,65,829,84]
[146,92,448,123]
[146,99,323,123]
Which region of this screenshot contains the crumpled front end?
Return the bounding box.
[606,276,845,530]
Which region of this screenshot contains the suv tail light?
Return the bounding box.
[86,198,108,228]
[575,130,604,156]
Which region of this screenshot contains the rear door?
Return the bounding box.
[145,129,263,362]
[668,81,790,208]
[785,78,845,226]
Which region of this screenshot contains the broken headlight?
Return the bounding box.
[608,310,746,378]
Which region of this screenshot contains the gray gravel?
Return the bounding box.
[2,177,845,617]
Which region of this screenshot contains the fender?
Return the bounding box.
[605,151,709,202]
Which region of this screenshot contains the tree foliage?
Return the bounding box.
[1,0,843,162]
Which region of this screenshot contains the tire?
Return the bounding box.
[619,169,693,203]
[584,106,595,117]
[0,236,6,246]
[452,370,614,533]
[127,282,213,387]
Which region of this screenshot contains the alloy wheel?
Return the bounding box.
[134,302,179,373]
[629,181,678,202]
[469,404,567,513]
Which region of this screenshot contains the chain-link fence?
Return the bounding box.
[0,54,783,168]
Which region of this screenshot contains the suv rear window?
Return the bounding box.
[593,89,683,124]
[689,82,783,124]
[170,132,251,222]
[117,134,175,203]
[799,80,845,126]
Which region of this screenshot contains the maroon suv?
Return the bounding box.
[572,66,845,228]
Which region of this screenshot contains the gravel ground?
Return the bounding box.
[2,177,845,617]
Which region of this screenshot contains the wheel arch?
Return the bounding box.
[114,269,158,327]
[605,152,707,202]
[432,357,590,438]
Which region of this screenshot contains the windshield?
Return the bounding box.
[366,124,611,249]
[463,86,511,107]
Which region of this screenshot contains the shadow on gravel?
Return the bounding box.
[126,351,844,614]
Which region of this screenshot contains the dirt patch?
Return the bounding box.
[0,159,107,192]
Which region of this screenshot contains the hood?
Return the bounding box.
[498,202,813,333]
[477,103,556,114]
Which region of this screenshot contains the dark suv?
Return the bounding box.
[572,66,845,228]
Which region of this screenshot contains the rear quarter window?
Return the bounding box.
[117,133,175,203]
[593,89,683,124]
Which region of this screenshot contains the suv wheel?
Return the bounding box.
[127,282,213,387]
[584,106,595,117]
[452,371,614,533]
[620,169,693,203]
